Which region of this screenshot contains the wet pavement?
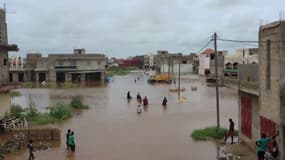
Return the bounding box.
[3,72,241,160]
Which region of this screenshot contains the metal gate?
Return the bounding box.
[241,96,252,138]
[260,116,276,137]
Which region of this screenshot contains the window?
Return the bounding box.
[97,61,101,65]
[266,40,271,90]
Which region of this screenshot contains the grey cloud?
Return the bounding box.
[5,0,285,58]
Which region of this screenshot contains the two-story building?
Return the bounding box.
[9,49,107,83]
[238,20,285,159]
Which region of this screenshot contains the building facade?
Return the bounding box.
[224,48,258,78]
[0,8,8,85]
[9,49,107,83]
[238,21,285,159]
[155,50,194,75]
[198,48,214,76]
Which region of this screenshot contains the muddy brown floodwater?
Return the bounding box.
[4,73,238,160]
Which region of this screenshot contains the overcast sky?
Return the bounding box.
[3,0,285,58]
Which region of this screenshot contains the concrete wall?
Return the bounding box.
[160,64,193,74]
[210,54,224,78]
[9,127,61,142]
[239,64,258,82]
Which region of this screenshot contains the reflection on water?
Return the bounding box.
[4,73,238,160]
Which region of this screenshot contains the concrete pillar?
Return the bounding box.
[101,72,105,82]
[81,73,86,81]
[12,72,18,82]
[35,72,39,82]
[65,73,72,82]
[49,70,56,82]
[46,72,48,82]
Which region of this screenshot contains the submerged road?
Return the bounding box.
[5,73,238,160]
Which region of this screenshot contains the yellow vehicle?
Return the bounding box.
[148,73,172,83]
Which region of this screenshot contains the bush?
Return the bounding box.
[107,67,131,76]
[25,105,40,121]
[35,113,56,125]
[49,103,73,120]
[10,91,21,97]
[70,96,89,109]
[191,127,238,141]
[10,104,24,118]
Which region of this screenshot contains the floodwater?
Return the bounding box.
[3,72,238,160]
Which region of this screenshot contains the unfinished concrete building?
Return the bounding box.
[9,49,107,83]
[155,50,195,75]
[238,20,285,159]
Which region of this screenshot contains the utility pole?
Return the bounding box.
[178,55,181,100]
[214,32,220,131]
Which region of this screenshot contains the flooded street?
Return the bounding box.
[4,73,238,160]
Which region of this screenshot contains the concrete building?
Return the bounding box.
[238,20,285,159]
[224,48,258,78]
[209,50,227,79]
[143,53,155,70]
[9,49,107,83]
[155,50,195,75]
[198,48,214,76]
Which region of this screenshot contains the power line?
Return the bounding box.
[177,35,213,54]
[218,38,285,43]
[196,39,213,54]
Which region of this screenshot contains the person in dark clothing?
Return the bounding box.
[27,139,35,160]
[127,91,132,100]
[66,129,71,150]
[256,131,279,160]
[137,93,142,104]
[224,118,235,144]
[162,97,167,106]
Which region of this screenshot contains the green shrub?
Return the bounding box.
[25,105,40,121]
[35,113,56,125]
[49,103,73,120]
[70,96,89,109]
[107,67,131,76]
[10,104,24,118]
[191,127,238,141]
[10,91,21,97]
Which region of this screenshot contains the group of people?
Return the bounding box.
[127,91,168,114]
[256,131,279,160]
[66,129,76,152]
[223,118,280,160]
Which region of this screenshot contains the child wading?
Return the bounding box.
[27,140,35,160]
